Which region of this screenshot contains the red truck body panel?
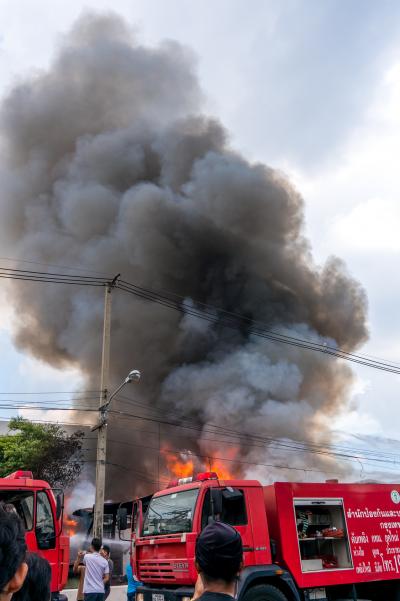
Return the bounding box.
[0,473,69,595]
[135,476,400,596]
[265,481,400,589]
[135,479,271,585]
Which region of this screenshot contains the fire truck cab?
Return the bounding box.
[127,473,400,601]
[0,470,69,600]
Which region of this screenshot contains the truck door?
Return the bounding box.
[132,498,147,570]
[35,490,58,592]
[51,489,69,593]
[118,498,146,570]
[201,487,256,564]
[132,499,141,541]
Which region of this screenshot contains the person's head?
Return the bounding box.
[12,553,51,601]
[90,538,102,553]
[195,522,243,589]
[0,503,28,601]
[100,544,110,559]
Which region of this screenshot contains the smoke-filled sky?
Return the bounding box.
[0,0,400,494]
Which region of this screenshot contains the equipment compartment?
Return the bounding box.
[294,498,352,571]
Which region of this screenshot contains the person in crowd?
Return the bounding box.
[12,552,51,601]
[126,562,143,601]
[192,521,243,601]
[100,545,113,600]
[73,550,86,601]
[0,503,28,601]
[83,538,109,601]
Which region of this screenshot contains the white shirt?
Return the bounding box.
[83,552,109,594]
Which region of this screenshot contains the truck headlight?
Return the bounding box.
[137,593,144,601]
[182,596,192,601]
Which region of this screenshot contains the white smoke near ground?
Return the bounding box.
[0,12,368,497]
[66,479,96,514]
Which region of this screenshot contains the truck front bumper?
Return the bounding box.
[137,585,194,601]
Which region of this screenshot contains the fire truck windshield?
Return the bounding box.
[142,488,199,536]
[0,490,34,530]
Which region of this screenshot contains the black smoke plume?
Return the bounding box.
[0,13,368,497]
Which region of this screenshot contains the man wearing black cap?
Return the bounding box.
[193,521,243,601]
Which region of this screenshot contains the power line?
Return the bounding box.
[82,437,400,477]
[0,417,92,427]
[0,266,108,286]
[2,265,400,478]
[2,387,390,468]
[1,266,400,374]
[3,392,397,468]
[1,389,398,470]
[0,396,98,403]
[0,390,100,395]
[114,395,400,463]
[0,411,397,478]
[107,409,400,468]
[82,437,342,476]
[117,280,400,375]
[81,460,169,486]
[0,256,112,277]
[0,406,97,412]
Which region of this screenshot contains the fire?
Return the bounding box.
[164,450,194,478]
[163,447,239,481]
[209,459,234,480]
[208,447,238,480]
[64,517,78,537]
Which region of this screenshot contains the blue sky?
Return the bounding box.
[0,0,400,472]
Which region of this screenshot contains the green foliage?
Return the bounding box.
[0,417,84,488]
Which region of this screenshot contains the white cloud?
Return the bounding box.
[331,197,400,253]
[17,355,84,388]
[282,56,400,450]
[15,356,90,425]
[332,410,383,437]
[18,407,95,427]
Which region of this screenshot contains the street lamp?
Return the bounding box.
[100,369,141,411]
[93,369,141,539]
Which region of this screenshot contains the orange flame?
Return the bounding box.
[164,450,194,478]
[64,517,78,537]
[163,446,239,482]
[209,459,234,480]
[208,446,239,480]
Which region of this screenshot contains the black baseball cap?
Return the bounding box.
[195,521,243,581]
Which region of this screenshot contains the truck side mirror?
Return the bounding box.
[222,488,243,502]
[117,507,128,531]
[56,493,63,521]
[211,489,223,517]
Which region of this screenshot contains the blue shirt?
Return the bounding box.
[126,564,142,594]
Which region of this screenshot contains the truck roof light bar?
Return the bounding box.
[166,472,219,488]
[195,472,218,481]
[167,477,193,488]
[4,471,33,480]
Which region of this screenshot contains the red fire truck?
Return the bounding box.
[0,470,69,600]
[122,472,400,601]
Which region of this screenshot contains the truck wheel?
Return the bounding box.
[243,584,289,601]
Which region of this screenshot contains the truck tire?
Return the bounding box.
[243,584,289,601]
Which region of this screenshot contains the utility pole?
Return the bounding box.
[92,275,141,540]
[93,275,118,540]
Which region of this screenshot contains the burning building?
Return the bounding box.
[0,13,368,500]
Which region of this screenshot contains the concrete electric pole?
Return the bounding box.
[92,275,141,539]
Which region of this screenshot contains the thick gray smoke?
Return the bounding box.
[0,13,368,497]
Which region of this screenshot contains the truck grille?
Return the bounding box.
[139,561,175,581]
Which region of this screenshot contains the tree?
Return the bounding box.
[0,417,84,489]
